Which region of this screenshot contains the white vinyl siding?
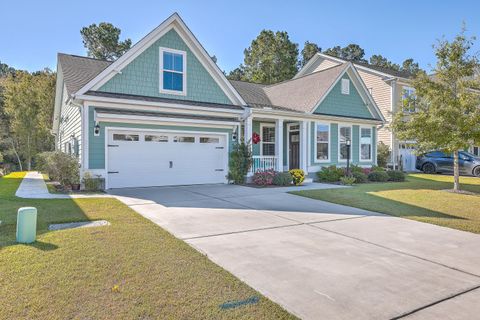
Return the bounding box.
[311,59,342,73]
[57,83,82,160]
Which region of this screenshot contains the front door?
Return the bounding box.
[289,131,300,170]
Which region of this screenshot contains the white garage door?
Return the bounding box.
[107,130,227,188]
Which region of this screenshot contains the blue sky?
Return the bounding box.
[1,0,479,73]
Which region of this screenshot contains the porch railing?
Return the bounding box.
[250,156,278,173]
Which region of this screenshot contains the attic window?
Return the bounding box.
[341,79,350,95]
[159,47,186,95]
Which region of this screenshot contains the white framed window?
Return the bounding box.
[402,86,416,113]
[315,122,330,161]
[113,134,139,141]
[145,135,168,142]
[173,136,194,143]
[341,79,350,95]
[159,47,186,95]
[360,127,372,161]
[338,125,352,161]
[260,123,275,156]
[200,137,220,144]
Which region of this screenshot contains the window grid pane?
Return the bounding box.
[339,126,351,160]
[262,126,275,143]
[262,143,275,156]
[316,124,329,160]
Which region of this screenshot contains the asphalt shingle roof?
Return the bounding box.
[230,64,348,113]
[58,53,112,95]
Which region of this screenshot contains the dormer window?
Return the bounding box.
[159,47,186,95]
[341,79,350,95]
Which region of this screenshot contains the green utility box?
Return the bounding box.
[16,207,37,244]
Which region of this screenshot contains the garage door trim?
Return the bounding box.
[104,126,230,189]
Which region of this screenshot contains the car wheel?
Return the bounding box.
[473,166,480,177]
[422,163,436,174]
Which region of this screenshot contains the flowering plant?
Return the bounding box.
[252,169,276,186]
[252,132,261,144]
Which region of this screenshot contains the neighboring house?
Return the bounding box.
[296,53,418,171]
[53,13,384,189]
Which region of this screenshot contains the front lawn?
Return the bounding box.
[0,172,295,319]
[292,174,480,234]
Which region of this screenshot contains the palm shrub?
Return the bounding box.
[340,176,356,185]
[227,141,252,184]
[289,169,305,186]
[273,172,293,186]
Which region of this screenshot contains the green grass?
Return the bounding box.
[292,174,480,234]
[0,172,295,320]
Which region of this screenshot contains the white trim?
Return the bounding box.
[82,102,89,171]
[338,124,353,162]
[286,122,300,170]
[259,123,275,156]
[95,113,238,129]
[159,47,187,96]
[359,125,373,162]
[104,126,229,189]
[300,120,308,172]
[295,53,411,82]
[77,94,244,115]
[75,13,246,106]
[251,108,382,125]
[313,122,331,163]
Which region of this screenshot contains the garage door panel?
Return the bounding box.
[107,130,227,188]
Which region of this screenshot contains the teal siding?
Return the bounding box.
[99,29,232,105]
[313,75,374,119]
[88,107,233,169]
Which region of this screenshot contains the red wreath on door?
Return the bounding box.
[252,132,261,144]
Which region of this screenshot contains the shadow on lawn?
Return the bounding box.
[0,174,93,249]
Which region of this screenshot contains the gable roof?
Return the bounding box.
[58,53,112,95]
[296,52,413,80]
[74,13,246,106]
[230,63,384,121]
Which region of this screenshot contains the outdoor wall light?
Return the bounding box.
[232,128,238,141]
[94,123,100,136]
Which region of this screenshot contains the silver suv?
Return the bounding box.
[416,151,480,177]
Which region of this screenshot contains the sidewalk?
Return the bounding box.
[15,172,111,199]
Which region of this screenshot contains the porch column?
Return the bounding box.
[275,119,284,171]
[300,120,308,172]
[244,115,253,145]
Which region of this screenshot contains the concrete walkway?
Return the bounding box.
[110,184,480,320]
[16,172,110,199]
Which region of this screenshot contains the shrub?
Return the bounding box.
[368,170,389,182]
[387,170,406,182]
[227,142,252,184]
[352,171,368,183]
[317,165,344,182]
[252,169,276,186]
[377,142,391,168]
[340,176,356,185]
[289,169,305,186]
[82,172,105,191]
[36,151,79,187]
[273,172,293,186]
[371,165,386,172]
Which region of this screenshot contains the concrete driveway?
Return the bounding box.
[110,184,480,320]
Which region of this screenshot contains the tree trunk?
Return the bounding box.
[9,138,23,171]
[453,150,460,192]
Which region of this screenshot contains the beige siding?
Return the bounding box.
[312,59,341,73]
[357,69,393,148]
[57,83,82,161]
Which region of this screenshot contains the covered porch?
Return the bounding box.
[244,115,309,175]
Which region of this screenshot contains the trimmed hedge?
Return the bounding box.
[387,170,406,182]
[352,171,368,183]
[368,171,389,182]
